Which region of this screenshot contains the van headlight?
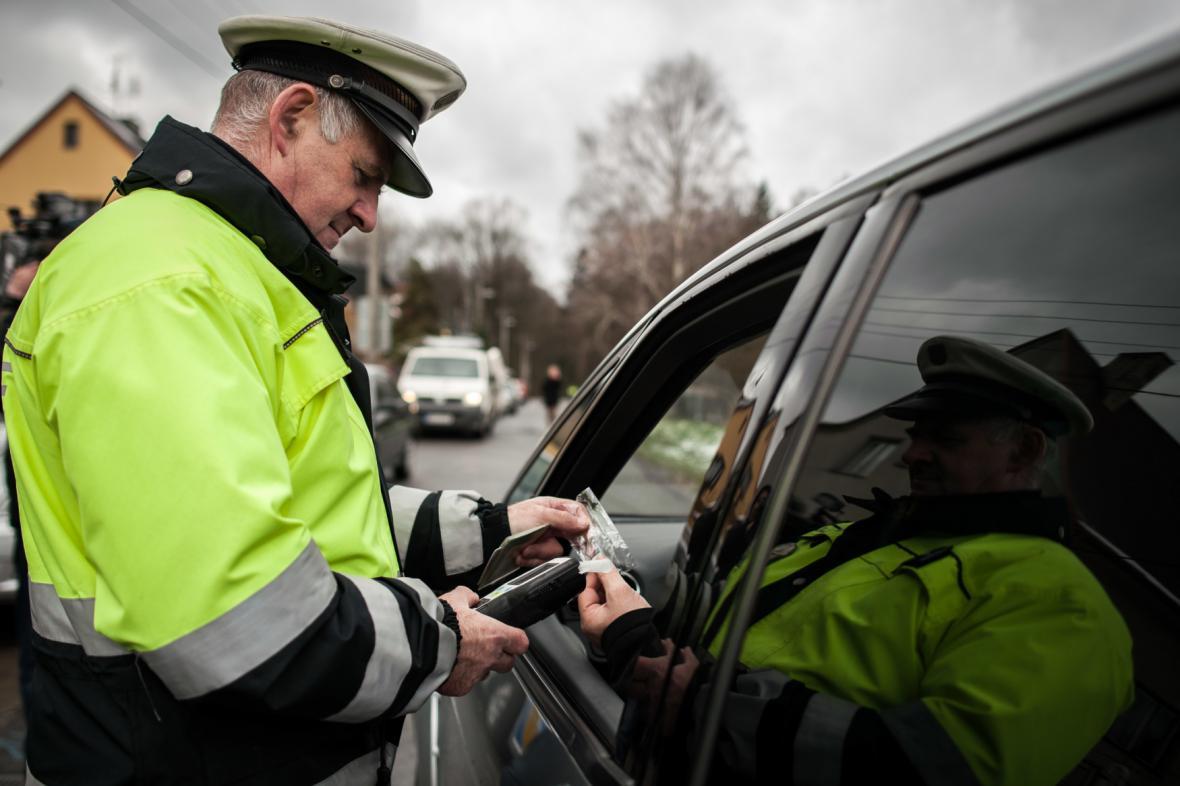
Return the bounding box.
[401,390,417,404]
[463,391,483,406]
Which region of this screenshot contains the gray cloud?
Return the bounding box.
[3,0,1179,289]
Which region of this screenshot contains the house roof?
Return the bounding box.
[0,88,145,170]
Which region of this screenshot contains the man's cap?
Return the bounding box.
[219,15,467,198]
[883,335,1094,437]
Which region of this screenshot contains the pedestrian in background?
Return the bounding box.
[3,16,586,785]
[542,363,563,424]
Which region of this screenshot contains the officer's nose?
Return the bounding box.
[349,194,378,233]
[901,438,930,467]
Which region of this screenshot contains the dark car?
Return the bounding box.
[367,363,413,482]
[408,34,1180,786]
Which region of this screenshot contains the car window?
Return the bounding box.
[408,356,480,377]
[800,106,1180,554]
[601,334,768,517]
[505,384,598,504]
[505,342,636,504]
[716,103,1180,781]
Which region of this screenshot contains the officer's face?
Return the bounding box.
[902,416,1019,496]
[282,115,391,252]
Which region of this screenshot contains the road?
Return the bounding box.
[392,398,556,784]
[0,399,557,783]
[402,397,554,502]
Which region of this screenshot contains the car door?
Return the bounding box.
[692,63,1180,786]
[406,190,882,785]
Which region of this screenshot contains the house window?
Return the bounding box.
[63,121,79,149]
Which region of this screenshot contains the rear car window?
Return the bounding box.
[408,356,480,378]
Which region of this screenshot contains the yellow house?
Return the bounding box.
[0,89,144,230]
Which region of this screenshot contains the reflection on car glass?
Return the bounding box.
[722,118,1179,782]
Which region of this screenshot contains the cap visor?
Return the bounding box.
[353,102,433,198]
[882,390,1010,422]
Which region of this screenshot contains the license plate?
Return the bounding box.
[423,413,455,426]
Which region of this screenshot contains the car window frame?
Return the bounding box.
[506,195,877,784]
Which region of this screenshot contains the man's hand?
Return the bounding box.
[577,568,650,648]
[437,587,529,697]
[629,641,699,736]
[508,496,589,566]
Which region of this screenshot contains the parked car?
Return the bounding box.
[486,347,513,418]
[409,32,1180,786]
[501,370,524,415]
[365,363,412,482]
[398,342,499,437]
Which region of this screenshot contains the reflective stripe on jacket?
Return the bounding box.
[703,521,1134,786]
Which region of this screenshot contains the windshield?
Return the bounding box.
[408,356,480,378]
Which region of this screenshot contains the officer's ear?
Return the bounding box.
[267,83,319,156]
[1009,424,1047,473]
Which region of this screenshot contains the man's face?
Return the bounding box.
[280,114,391,252]
[901,415,1018,496]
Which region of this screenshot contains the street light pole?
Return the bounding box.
[472,285,495,341]
[519,336,536,392]
[498,310,515,359]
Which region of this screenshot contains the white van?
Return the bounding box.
[398,343,498,436]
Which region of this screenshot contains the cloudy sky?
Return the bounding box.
[3,0,1180,289]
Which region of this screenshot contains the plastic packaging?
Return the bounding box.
[577,558,614,574]
[571,488,636,571]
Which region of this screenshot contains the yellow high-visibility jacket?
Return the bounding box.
[4,117,507,785]
[700,514,1134,786]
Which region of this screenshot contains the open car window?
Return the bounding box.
[601,335,768,518]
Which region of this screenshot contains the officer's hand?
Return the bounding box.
[628,640,699,736]
[437,587,529,697]
[509,496,589,566]
[577,568,650,648]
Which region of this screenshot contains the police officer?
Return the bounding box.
[579,335,1133,785]
[3,16,586,785]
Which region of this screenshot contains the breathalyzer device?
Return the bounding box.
[475,556,585,629]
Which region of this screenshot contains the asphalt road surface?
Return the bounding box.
[392,398,557,784]
[0,399,559,783]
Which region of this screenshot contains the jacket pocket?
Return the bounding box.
[277,319,349,445]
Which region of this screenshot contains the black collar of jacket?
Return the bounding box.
[117,116,356,296]
[845,488,1071,545]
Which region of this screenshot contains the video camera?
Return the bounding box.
[2,192,98,274]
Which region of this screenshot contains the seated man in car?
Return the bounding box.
[578,334,1133,786]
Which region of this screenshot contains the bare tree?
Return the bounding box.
[572,55,748,281]
[566,53,773,380]
[392,196,573,391]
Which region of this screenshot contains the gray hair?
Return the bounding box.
[211,70,365,148]
[986,416,1057,479]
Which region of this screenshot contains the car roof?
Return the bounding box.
[404,346,488,360]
